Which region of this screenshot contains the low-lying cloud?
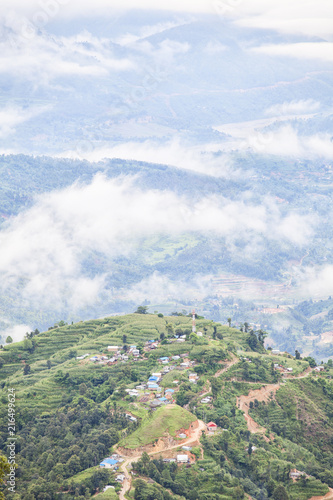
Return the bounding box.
[0,174,314,316]
[251,42,333,62]
[61,139,234,178]
[0,104,51,138]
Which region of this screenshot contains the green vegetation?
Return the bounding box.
[0,313,332,499]
[120,405,196,449]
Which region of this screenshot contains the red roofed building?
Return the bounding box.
[207,422,218,431]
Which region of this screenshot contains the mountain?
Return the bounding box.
[1,152,333,361]
[1,312,333,499]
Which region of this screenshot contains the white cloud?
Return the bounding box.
[296,265,333,299]
[236,17,333,39]
[0,324,32,343]
[0,104,51,137]
[0,23,135,85]
[251,42,333,62]
[215,121,333,160]
[0,174,313,314]
[123,271,212,304]
[265,99,321,117]
[242,126,333,159]
[61,138,233,177]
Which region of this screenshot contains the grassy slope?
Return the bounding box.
[120,404,197,449]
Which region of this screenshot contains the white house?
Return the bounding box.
[177,455,189,463]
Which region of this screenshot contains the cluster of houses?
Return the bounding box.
[99,453,126,483]
[77,345,143,366]
[274,363,293,373]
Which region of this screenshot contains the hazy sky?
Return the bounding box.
[0,0,332,38]
[1,0,333,339]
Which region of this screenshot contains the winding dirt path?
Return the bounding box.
[116,419,206,499]
[237,367,313,441]
[214,353,238,378]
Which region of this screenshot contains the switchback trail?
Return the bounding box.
[237,367,313,440]
[116,419,206,499]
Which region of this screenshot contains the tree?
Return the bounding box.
[6,336,13,344]
[122,334,127,344]
[47,359,52,369]
[0,454,10,499]
[135,306,148,314]
[160,332,165,341]
[232,486,244,499]
[23,364,31,375]
[0,358,4,369]
[227,318,232,327]
[213,326,217,339]
[248,443,253,455]
[295,350,301,360]
[244,322,249,333]
[272,485,289,500]
[257,330,267,345]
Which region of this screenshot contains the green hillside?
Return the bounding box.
[120,405,197,449]
[0,312,332,499]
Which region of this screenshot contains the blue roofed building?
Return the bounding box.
[100,458,118,469]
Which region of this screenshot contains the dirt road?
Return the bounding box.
[117,419,206,499]
[237,368,313,440]
[214,353,238,378]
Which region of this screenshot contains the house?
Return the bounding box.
[116,474,125,482]
[314,366,324,372]
[132,350,140,357]
[272,349,280,355]
[100,458,118,469]
[182,446,192,451]
[178,433,187,439]
[172,380,179,385]
[207,422,218,432]
[201,397,211,404]
[147,383,159,390]
[165,389,175,394]
[177,455,189,463]
[148,376,159,382]
[152,372,162,378]
[290,468,306,480]
[125,414,137,422]
[172,355,180,360]
[159,357,169,362]
[189,373,199,383]
[196,331,203,337]
[176,338,185,343]
[108,346,119,352]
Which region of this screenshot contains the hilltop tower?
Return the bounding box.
[192,309,196,333]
